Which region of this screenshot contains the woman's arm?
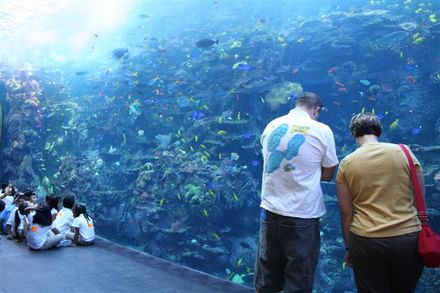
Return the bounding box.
[413,171,426,210]
[336,182,354,265]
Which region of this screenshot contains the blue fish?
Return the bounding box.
[251,160,260,166]
[208,181,217,190]
[242,131,252,140]
[191,111,205,120]
[191,51,201,59]
[290,91,298,103]
[411,126,422,135]
[405,63,416,72]
[237,63,253,71]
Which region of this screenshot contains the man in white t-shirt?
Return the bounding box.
[51,195,75,235]
[255,92,339,293]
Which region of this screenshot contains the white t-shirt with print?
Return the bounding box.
[72,214,95,242]
[260,108,339,218]
[52,207,74,234]
[27,224,51,249]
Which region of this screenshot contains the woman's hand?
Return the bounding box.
[344,250,352,267]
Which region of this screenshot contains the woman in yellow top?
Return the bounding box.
[336,113,424,293]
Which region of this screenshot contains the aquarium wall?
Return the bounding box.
[0,0,439,291]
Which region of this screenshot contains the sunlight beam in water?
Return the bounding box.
[0,0,140,68]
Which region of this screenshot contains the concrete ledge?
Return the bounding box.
[1,235,254,293]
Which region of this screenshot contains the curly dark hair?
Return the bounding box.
[350,112,382,138]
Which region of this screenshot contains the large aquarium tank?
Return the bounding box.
[0,0,439,291]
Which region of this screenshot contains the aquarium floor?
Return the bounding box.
[1,236,254,293]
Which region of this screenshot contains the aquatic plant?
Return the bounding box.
[264,82,303,110]
[183,184,204,204]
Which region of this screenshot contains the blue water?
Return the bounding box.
[0,0,439,291]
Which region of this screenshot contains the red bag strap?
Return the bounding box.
[398,144,428,223]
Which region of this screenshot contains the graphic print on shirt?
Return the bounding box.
[266,124,307,173]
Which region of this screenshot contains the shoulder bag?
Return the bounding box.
[399,144,440,268]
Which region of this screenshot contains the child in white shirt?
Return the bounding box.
[6,202,28,242]
[26,205,65,250]
[45,194,60,221]
[66,204,95,246]
[52,195,75,235]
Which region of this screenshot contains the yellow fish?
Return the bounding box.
[233,192,239,201]
[412,37,425,44]
[208,190,216,198]
[237,257,243,267]
[177,193,181,200]
[277,36,286,43]
[341,144,348,153]
[415,8,423,14]
[202,209,209,217]
[200,144,207,149]
[159,198,165,207]
[230,40,242,49]
[389,119,399,130]
[190,146,194,152]
[260,97,265,103]
[211,233,221,241]
[217,130,227,135]
[194,136,198,142]
[237,112,241,120]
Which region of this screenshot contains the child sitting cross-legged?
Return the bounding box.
[66,204,95,246]
[26,205,70,250]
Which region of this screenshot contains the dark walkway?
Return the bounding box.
[0,236,254,293]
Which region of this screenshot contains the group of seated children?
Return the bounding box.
[0,183,95,250]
